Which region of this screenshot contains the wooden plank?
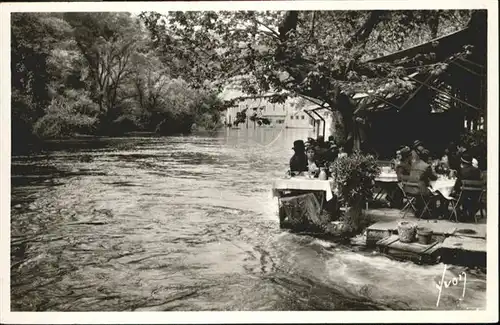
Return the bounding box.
[423,243,442,255]
[376,234,399,247]
[388,239,438,254]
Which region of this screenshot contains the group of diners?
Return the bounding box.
[390,140,484,221]
[288,136,485,222]
[289,135,347,178]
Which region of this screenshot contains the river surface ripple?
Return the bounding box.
[10,128,486,311]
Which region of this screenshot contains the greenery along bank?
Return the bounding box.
[11,12,229,147]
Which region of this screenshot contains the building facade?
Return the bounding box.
[221,89,314,129]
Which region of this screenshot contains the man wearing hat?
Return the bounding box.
[451,153,482,220]
[453,153,482,193]
[289,140,308,175]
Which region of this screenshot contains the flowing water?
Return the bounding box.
[10,128,486,311]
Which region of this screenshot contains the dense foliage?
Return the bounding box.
[330,152,380,231]
[140,10,477,150]
[11,12,226,143]
[330,152,380,206]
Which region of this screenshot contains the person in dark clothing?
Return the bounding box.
[453,153,482,193]
[450,153,483,221]
[314,136,329,164]
[409,147,438,218]
[326,142,339,163]
[387,146,412,208]
[289,140,308,175]
[444,142,461,172]
[396,146,412,182]
[316,135,327,148]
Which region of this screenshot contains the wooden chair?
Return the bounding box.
[400,176,438,220]
[457,180,485,223]
[399,176,418,219]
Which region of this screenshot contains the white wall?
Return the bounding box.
[284,107,314,129]
[221,90,312,129]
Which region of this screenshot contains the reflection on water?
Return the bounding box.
[10,128,486,311]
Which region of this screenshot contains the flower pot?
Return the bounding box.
[416,227,433,245]
[398,221,417,243]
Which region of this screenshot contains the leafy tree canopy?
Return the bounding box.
[140,10,472,102]
[139,10,477,149]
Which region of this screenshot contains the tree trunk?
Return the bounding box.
[344,195,365,232]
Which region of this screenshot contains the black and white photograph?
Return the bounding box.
[1,1,498,323]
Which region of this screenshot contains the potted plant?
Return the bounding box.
[329,151,381,234]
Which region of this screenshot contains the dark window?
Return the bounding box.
[301,115,305,120]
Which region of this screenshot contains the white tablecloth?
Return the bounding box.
[430,178,457,198]
[375,171,399,183]
[272,177,335,201]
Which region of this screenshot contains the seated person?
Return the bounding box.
[306,146,321,177]
[410,140,424,163]
[306,137,316,148]
[314,136,329,163]
[409,147,438,218]
[443,142,461,172]
[396,147,412,182]
[289,140,308,175]
[450,153,482,220]
[325,142,339,162]
[440,148,451,168]
[453,153,482,191]
[316,135,328,148]
[393,146,404,166]
[387,146,411,209]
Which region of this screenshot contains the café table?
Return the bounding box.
[272,176,336,201]
[373,170,399,203]
[429,177,457,198]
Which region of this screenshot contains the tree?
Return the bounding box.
[11,12,229,142]
[63,12,144,125]
[11,13,73,141]
[140,10,474,151]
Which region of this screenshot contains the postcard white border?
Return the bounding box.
[1,1,498,324]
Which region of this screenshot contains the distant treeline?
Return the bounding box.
[11,12,227,148]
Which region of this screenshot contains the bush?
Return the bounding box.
[329,151,380,231]
[193,112,222,131]
[33,90,99,138]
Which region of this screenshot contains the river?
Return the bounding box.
[10,127,486,311]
